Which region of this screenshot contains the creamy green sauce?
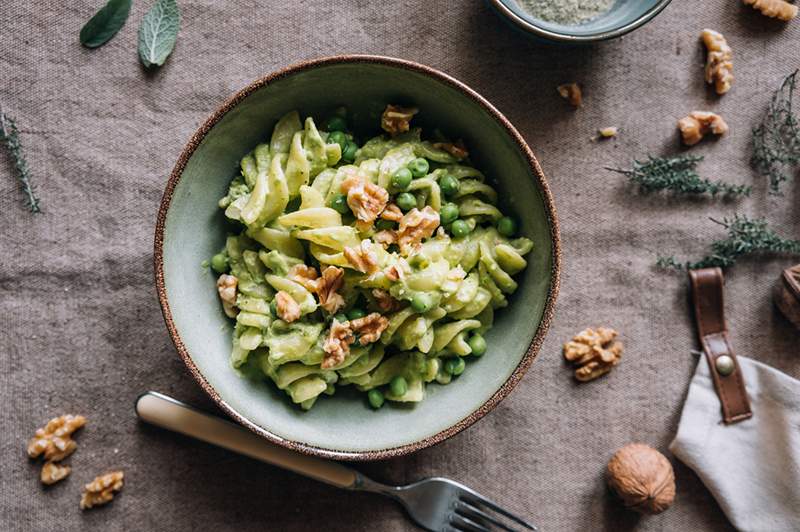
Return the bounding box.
[516,0,615,25]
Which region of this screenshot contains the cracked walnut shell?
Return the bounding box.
[678,111,728,146]
[27,414,86,462]
[744,0,798,20]
[701,29,733,95]
[563,327,623,382]
[80,471,124,510]
[607,444,676,515]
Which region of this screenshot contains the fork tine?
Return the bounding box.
[460,494,537,531]
[455,500,521,532]
[450,514,491,532]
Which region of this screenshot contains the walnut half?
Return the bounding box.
[563,327,623,382]
[80,471,124,510]
[41,461,71,485]
[701,29,733,95]
[743,0,798,21]
[27,414,86,462]
[678,111,728,146]
[381,104,419,135]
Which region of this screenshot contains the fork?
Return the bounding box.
[135,391,537,532]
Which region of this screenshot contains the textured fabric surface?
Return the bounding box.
[670,356,800,532]
[1,1,798,530]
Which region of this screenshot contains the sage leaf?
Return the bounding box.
[138,0,181,68]
[79,0,133,48]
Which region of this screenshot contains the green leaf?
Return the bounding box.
[79,0,133,48]
[137,0,181,68]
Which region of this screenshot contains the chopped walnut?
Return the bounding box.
[743,0,798,20]
[396,206,441,254]
[557,83,583,107]
[373,229,398,248]
[563,327,623,382]
[381,104,419,135]
[27,414,86,462]
[678,111,729,146]
[287,264,319,293]
[80,471,124,510]
[41,461,71,485]
[322,319,355,369]
[216,274,238,318]
[275,291,301,323]
[384,259,409,282]
[350,312,390,345]
[701,29,734,95]
[597,126,618,139]
[432,141,469,160]
[316,266,345,314]
[372,289,402,312]
[380,203,403,222]
[341,175,389,223]
[344,239,380,274]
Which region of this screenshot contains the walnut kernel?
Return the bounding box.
[27,414,86,462]
[316,266,345,314]
[216,274,238,318]
[344,239,380,274]
[432,141,469,160]
[275,291,301,323]
[396,206,441,254]
[563,327,623,382]
[322,319,355,369]
[701,29,733,95]
[381,104,419,135]
[80,471,124,510]
[678,111,728,146]
[372,289,402,312]
[349,312,390,345]
[743,0,798,20]
[287,264,319,292]
[557,83,583,107]
[607,444,675,515]
[41,461,71,485]
[380,203,403,222]
[341,175,389,223]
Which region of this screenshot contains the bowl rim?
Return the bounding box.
[154,54,561,461]
[488,0,673,43]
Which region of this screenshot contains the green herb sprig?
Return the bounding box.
[607,154,751,197]
[657,215,800,270]
[751,70,800,194]
[0,108,41,213]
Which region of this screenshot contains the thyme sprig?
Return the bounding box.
[751,70,800,194]
[0,108,41,213]
[657,215,800,270]
[607,154,751,197]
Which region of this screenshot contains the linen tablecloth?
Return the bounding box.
[1,1,798,530]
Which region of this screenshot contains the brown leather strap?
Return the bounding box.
[689,268,752,424]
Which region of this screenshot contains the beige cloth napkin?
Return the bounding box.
[670,355,800,532]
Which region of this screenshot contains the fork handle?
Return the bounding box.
[135,391,358,489]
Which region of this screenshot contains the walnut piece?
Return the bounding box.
[396,206,441,254]
[678,111,729,146]
[607,444,675,515]
[380,203,403,222]
[384,258,409,282]
[80,471,124,510]
[701,29,733,95]
[350,312,390,345]
[287,264,319,292]
[373,229,398,248]
[341,175,389,223]
[557,83,582,107]
[563,327,623,382]
[372,289,401,312]
[344,239,380,274]
[322,319,355,369]
[27,414,86,462]
[316,266,345,314]
[432,141,469,160]
[216,274,238,318]
[41,461,71,485]
[743,0,798,20]
[275,291,301,323]
[381,104,419,135]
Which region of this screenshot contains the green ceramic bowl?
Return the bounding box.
[155,56,560,461]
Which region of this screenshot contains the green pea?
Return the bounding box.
[326,116,347,132]
[367,389,385,409]
[468,333,487,356]
[391,167,413,191]
[375,219,395,231]
[440,175,460,198]
[329,193,350,214]
[341,141,358,162]
[450,219,471,238]
[410,292,434,313]
[497,216,517,238]
[389,376,408,396]
[439,203,459,225]
[444,357,465,376]
[408,158,429,178]
[327,130,347,150]
[210,253,228,273]
[334,312,348,323]
[347,308,366,320]
[269,299,278,317]
[396,192,417,212]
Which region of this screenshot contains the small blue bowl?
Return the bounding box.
[488,0,672,43]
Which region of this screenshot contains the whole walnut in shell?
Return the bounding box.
[607,443,675,514]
